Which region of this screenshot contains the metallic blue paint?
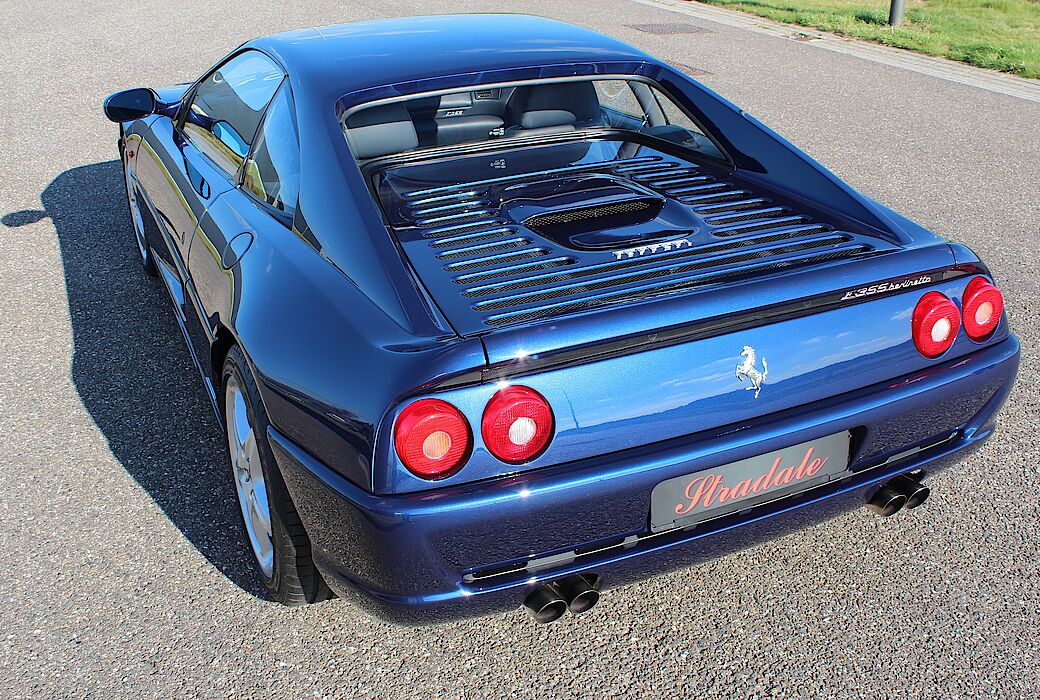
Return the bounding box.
[106,15,1019,621]
[272,335,1018,623]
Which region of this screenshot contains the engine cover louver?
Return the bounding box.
[375,146,889,334]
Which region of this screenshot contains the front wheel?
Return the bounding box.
[222,347,332,606]
[121,144,157,277]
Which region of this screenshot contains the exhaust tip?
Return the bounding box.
[867,484,906,516]
[567,588,600,615]
[552,574,603,616]
[523,585,567,624]
[889,474,930,509]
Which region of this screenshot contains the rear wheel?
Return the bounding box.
[122,145,157,277]
[222,347,332,605]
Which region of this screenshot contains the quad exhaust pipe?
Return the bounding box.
[866,484,906,516]
[527,472,931,622]
[867,472,930,516]
[523,573,602,623]
[523,584,568,624]
[889,474,930,509]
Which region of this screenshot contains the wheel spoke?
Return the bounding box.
[224,377,275,578]
[249,489,272,534]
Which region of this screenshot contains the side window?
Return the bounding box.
[184,51,283,177]
[242,83,300,217]
[593,80,647,127]
[652,87,704,135]
[649,86,724,159]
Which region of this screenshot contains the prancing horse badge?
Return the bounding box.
[736,346,768,399]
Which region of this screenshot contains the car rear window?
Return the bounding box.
[338,78,725,162]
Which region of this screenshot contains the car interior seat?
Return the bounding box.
[505,82,603,136]
[343,104,419,159]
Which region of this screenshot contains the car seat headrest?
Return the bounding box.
[344,104,419,159]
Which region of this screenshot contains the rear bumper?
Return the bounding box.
[272,336,1019,624]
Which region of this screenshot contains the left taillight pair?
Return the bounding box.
[911,276,1004,358]
[393,386,554,481]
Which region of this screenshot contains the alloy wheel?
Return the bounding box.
[225,377,275,579]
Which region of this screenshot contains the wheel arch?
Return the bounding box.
[210,324,278,430]
[210,324,238,417]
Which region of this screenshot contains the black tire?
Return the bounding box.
[221,346,333,606]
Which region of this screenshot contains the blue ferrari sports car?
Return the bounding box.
[103,15,1019,623]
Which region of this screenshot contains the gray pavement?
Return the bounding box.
[0,1,1037,698]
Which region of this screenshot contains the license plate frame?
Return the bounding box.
[649,431,852,532]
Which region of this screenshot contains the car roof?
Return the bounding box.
[247,15,653,98]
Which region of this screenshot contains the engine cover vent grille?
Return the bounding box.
[461,229,841,298]
[705,207,790,225]
[473,235,855,312]
[481,247,872,327]
[436,237,531,260]
[442,248,550,272]
[421,219,511,239]
[376,148,890,334]
[525,198,659,235]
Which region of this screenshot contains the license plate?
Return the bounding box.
[649,432,851,532]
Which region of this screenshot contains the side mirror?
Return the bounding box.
[103,87,157,123]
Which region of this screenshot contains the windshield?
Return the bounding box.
[339,78,725,161]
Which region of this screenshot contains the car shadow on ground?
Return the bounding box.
[3,160,267,599]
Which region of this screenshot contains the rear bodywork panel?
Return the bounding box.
[371,267,1009,494]
[363,134,1005,496]
[274,335,1018,622]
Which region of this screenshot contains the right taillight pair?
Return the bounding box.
[393,385,554,481]
[912,276,1004,358]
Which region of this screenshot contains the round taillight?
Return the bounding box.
[911,291,961,358]
[481,386,554,464]
[393,399,471,480]
[961,276,1003,341]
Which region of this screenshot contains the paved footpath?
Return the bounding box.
[0,1,1037,698]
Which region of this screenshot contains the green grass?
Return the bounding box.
[690,0,1040,78]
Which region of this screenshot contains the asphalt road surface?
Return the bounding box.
[1,1,1037,698]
